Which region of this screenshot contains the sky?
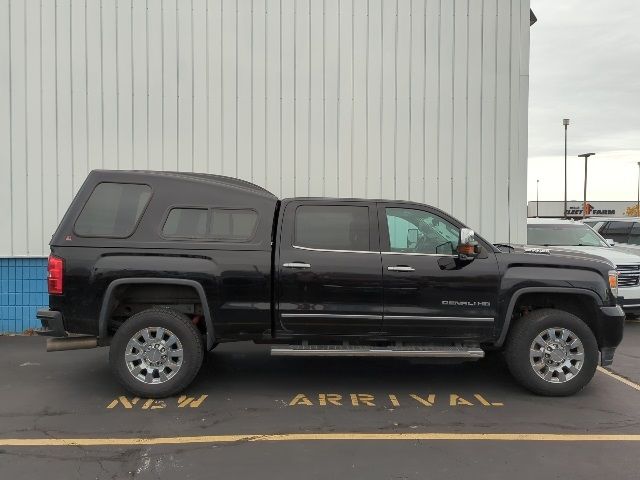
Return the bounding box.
[527,0,640,201]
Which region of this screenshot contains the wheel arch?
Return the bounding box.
[99,278,216,350]
[496,287,603,347]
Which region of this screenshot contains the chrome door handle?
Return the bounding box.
[283,262,311,269]
[388,266,415,272]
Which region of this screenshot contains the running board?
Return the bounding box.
[46,336,98,352]
[270,344,484,358]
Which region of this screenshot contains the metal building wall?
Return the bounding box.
[0,0,530,257]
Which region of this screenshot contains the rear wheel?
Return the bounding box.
[109,308,204,398]
[504,308,598,396]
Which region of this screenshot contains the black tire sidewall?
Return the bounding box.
[505,309,598,396]
[109,308,204,398]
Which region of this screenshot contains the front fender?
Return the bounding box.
[495,266,608,347]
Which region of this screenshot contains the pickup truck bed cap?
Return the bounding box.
[92,169,277,200]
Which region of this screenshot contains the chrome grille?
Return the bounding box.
[616,264,640,288]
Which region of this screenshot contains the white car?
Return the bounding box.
[527,218,640,314]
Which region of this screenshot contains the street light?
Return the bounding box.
[563,119,570,218]
[536,179,540,217]
[578,153,596,219]
[637,162,640,217]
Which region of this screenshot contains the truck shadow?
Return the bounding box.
[191,342,518,395]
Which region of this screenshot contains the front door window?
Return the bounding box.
[386,207,460,255]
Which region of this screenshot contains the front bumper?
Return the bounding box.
[617,296,640,314]
[36,308,67,337]
[597,305,625,366]
[616,283,640,313]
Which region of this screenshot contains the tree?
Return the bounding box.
[625,205,640,217]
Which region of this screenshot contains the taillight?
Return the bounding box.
[48,255,64,295]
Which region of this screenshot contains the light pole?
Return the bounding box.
[563,119,570,218]
[578,153,596,219]
[536,179,540,217]
[637,162,640,217]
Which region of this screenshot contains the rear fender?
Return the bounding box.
[98,278,216,349]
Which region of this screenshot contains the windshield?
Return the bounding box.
[527,224,608,247]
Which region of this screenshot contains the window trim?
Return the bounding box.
[159,205,260,243]
[73,182,153,239]
[291,204,373,253]
[292,244,379,254]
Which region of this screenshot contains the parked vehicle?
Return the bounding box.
[38,170,624,398]
[528,218,640,315]
[585,217,640,253]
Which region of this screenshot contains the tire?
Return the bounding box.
[109,308,204,398]
[504,308,598,396]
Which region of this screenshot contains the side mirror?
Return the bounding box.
[457,228,481,261]
[606,239,615,247]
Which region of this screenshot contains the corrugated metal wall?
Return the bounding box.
[0,0,530,257]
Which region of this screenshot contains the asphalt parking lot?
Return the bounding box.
[1,322,639,479]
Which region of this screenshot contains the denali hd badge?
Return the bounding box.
[442,300,491,307]
[524,247,551,254]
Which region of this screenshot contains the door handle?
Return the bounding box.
[283,262,311,269]
[388,265,415,272]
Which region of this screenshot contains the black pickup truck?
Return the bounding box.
[38,170,625,398]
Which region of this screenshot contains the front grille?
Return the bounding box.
[617,264,640,288]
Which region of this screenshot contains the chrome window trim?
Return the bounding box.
[291,245,457,257]
[292,244,380,254]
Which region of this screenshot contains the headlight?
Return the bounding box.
[608,270,618,297]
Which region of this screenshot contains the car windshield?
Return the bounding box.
[527,224,608,247]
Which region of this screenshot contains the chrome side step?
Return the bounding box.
[270,344,484,358]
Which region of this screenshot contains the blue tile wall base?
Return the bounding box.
[0,258,48,333]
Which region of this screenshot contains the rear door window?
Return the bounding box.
[601,221,632,244]
[294,205,370,251]
[74,183,151,237]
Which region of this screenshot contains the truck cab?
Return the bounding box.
[275,198,499,342]
[38,170,625,399]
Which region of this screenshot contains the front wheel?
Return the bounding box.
[109,308,204,398]
[504,308,598,396]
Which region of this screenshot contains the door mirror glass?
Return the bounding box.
[458,228,480,260]
[606,238,615,247]
[460,228,475,245]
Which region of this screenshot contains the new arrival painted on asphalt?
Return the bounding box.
[1,322,640,479]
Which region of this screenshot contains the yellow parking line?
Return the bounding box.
[1,432,640,446]
[597,366,640,392]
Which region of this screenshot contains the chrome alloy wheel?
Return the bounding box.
[125,327,184,384]
[529,327,585,383]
